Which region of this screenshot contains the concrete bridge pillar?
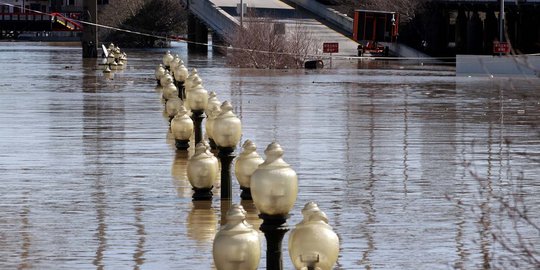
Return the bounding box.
[466,11,483,54]
[212,32,228,55]
[484,10,498,54]
[455,8,468,54]
[81,0,98,58]
[188,13,208,54]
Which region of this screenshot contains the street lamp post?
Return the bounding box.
[170,105,194,150]
[173,60,189,100]
[155,64,166,85]
[165,97,183,123]
[187,143,219,200]
[186,76,208,145]
[288,202,340,270]
[234,140,264,200]
[162,50,174,70]
[212,204,261,270]
[213,101,242,200]
[251,142,298,270]
[205,91,221,149]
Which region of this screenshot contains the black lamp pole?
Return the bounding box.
[191,109,205,145]
[259,214,289,270]
[217,146,235,200]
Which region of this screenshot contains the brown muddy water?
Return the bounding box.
[0,42,539,269]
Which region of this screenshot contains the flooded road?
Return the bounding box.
[1,42,539,269]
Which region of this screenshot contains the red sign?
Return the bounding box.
[323,43,339,53]
[493,42,510,54]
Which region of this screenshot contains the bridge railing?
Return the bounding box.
[183,0,240,38]
[286,0,353,35]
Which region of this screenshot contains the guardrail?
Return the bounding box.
[286,0,353,35]
[182,0,240,37]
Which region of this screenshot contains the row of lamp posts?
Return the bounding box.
[154,51,339,270]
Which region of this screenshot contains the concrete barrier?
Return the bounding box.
[456,55,540,77]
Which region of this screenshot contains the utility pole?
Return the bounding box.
[499,0,504,42]
[82,0,98,58]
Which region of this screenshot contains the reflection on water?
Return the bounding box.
[0,42,539,269]
[187,201,218,245]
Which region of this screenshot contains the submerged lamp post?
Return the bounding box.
[186,76,208,145]
[288,202,340,270]
[170,105,194,150]
[212,204,261,270]
[205,103,221,150]
[234,140,264,200]
[213,101,242,200]
[162,50,174,70]
[205,91,221,149]
[251,142,298,270]
[165,97,183,123]
[173,60,189,100]
[187,143,219,200]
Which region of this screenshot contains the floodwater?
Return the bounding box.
[1,42,539,270]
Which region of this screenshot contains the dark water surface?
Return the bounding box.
[1,42,539,269]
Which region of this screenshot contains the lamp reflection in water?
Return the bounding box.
[213,204,261,270]
[171,151,192,198]
[251,142,298,270]
[288,202,339,270]
[187,201,218,245]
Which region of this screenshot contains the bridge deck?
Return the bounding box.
[211,0,294,9]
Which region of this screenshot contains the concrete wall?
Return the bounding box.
[456,55,540,77]
[286,0,353,34]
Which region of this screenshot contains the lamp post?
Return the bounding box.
[183,68,198,103]
[251,142,298,270]
[162,50,174,70]
[187,143,219,200]
[155,64,166,85]
[205,91,221,149]
[171,105,194,150]
[165,97,183,123]
[234,140,264,200]
[213,101,242,200]
[162,76,179,103]
[205,103,221,150]
[170,54,180,73]
[173,60,189,100]
[186,76,208,145]
[212,204,261,270]
[288,202,339,270]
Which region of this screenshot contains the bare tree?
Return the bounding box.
[98,0,187,47]
[226,15,317,69]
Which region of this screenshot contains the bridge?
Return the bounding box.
[180,0,366,57]
[180,0,540,58]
